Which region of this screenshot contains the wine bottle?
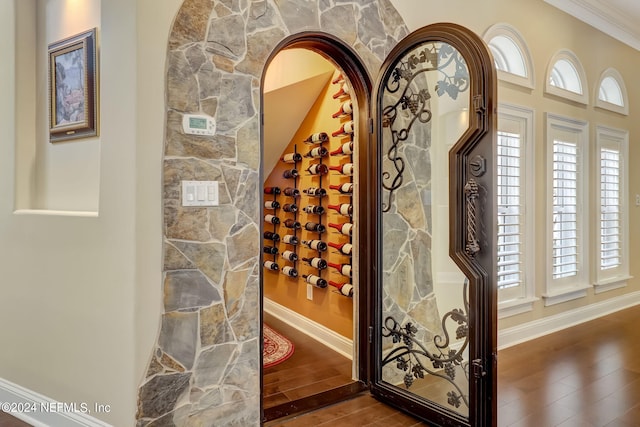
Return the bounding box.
[330,141,354,156]
[329,183,353,194]
[302,256,328,269]
[283,219,301,229]
[329,163,353,175]
[332,100,353,118]
[328,222,353,236]
[264,186,281,195]
[281,250,298,261]
[303,274,328,288]
[306,163,328,175]
[283,169,299,179]
[304,222,326,233]
[301,239,327,251]
[303,187,326,197]
[263,245,278,255]
[282,234,299,245]
[328,241,353,255]
[328,203,353,216]
[303,132,329,144]
[329,280,354,297]
[264,200,280,209]
[282,203,298,213]
[283,187,300,197]
[264,214,280,224]
[304,146,328,158]
[331,121,354,137]
[332,83,350,99]
[263,231,280,241]
[281,152,302,163]
[303,205,325,215]
[281,266,298,277]
[263,260,279,271]
[332,74,344,85]
[327,261,352,277]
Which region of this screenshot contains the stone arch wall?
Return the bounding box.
[136,0,408,425]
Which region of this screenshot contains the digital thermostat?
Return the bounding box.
[182,114,216,136]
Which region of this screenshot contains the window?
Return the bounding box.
[545,50,588,104]
[484,23,535,89]
[595,68,628,115]
[545,113,589,305]
[594,125,630,292]
[497,104,536,317]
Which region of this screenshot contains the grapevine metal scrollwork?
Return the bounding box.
[381,43,469,212]
[381,279,470,409]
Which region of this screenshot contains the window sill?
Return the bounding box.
[498,296,539,319]
[542,285,590,306]
[594,275,632,294]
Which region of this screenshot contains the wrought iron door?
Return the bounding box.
[370,23,497,426]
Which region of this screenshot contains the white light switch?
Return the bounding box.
[182,181,219,207]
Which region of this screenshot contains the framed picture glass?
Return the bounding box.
[48,28,98,142]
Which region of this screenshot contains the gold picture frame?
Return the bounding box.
[48,28,98,142]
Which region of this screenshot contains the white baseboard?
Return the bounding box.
[498,290,640,349]
[0,378,112,427]
[264,298,353,360]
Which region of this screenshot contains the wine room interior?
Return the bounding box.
[262,47,359,410]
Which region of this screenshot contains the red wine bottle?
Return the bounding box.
[332,74,344,85]
[306,163,328,175]
[332,83,350,99]
[303,187,326,197]
[303,205,325,215]
[263,231,280,241]
[264,186,281,195]
[282,234,299,245]
[330,141,354,156]
[283,187,300,197]
[304,146,328,158]
[282,203,298,213]
[281,266,298,277]
[264,200,280,209]
[328,203,353,216]
[328,241,353,255]
[332,100,353,118]
[328,222,353,236]
[329,183,353,194]
[304,222,326,233]
[302,256,328,269]
[327,261,352,277]
[281,250,298,261]
[329,280,354,297]
[301,239,327,251]
[281,152,302,163]
[329,163,353,175]
[331,121,354,137]
[283,219,301,229]
[283,169,299,179]
[303,274,328,288]
[263,245,278,255]
[263,260,279,271]
[264,214,280,224]
[303,132,329,144]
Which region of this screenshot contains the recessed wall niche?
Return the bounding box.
[14,0,101,214]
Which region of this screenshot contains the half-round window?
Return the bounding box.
[484,23,534,89]
[595,68,628,115]
[545,50,588,104]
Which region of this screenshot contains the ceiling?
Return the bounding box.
[545,0,640,50]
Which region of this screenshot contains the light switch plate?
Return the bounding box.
[182,180,219,207]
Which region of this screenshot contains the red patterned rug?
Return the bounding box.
[263,324,295,368]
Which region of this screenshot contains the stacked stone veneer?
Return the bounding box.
[136,0,408,425]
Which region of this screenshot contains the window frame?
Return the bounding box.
[545,50,589,105]
[595,68,629,115]
[484,23,535,89]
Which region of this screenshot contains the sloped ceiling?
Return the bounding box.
[263,49,336,178]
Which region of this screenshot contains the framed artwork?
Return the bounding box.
[48,28,98,142]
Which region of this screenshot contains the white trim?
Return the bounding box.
[542,285,590,306]
[498,296,539,319]
[0,378,112,427]
[545,49,589,105]
[264,298,353,360]
[594,68,628,115]
[498,291,640,349]
[483,23,535,89]
[593,277,629,294]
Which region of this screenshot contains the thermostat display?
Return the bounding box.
[182,114,216,136]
